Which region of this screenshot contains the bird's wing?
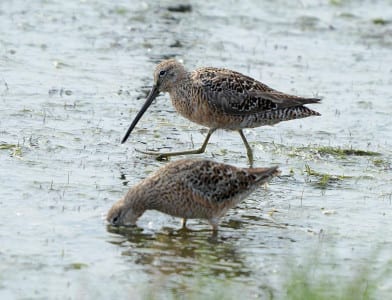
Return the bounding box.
[180,160,277,207]
[183,163,249,206]
[194,67,320,115]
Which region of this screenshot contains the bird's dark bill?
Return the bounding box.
[121,85,160,144]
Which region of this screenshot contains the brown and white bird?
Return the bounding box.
[121,59,321,166]
[107,159,280,231]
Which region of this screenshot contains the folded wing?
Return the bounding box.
[195,67,320,115]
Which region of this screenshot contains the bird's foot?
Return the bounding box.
[135,147,207,160]
[134,148,170,161]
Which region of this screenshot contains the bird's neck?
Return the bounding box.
[127,178,162,212]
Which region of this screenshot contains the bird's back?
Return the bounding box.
[149,159,279,219]
[191,66,320,113]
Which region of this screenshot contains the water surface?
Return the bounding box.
[1,0,391,298]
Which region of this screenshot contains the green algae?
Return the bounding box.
[315,147,381,158]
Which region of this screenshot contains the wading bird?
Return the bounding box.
[107,159,279,231]
[121,59,320,166]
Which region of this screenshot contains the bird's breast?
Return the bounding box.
[169,90,244,129]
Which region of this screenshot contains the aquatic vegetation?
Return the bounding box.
[167,4,192,13]
[372,158,391,169]
[64,263,88,271]
[329,0,343,6]
[304,164,350,189]
[372,18,389,25]
[113,7,128,15]
[0,143,17,150]
[284,252,379,300]
[287,145,381,161]
[0,143,22,157]
[314,146,381,158]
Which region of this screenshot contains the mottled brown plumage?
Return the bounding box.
[107,159,280,231]
[122,59,321,165]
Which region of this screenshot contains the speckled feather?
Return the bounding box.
[193,66,320,113]
[107,159,280,230]
[155,59,321,129]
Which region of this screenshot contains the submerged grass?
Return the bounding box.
[0,143,22,157]
[314,146,381,158]
[64,263,88,271]
[304,164,351,189]
[372,18,390,25]
[286,145,381,160]
[0,143,17,150]
[372,158,391,169]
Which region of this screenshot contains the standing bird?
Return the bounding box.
[107,159,280,231]
[121,59,320,166]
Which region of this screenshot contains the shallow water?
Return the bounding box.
[1,0,392,299]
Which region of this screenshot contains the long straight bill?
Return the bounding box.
[121,85,160,144]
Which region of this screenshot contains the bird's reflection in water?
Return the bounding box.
[106,224,252,278]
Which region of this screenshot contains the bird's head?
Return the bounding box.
[106,197,142,227]
[121,59,186,144]
[152,59,186,93]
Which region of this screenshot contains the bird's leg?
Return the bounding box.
[209,218,219,232]
[135,128,216,161]
[238,129,254,167]
[181,218,187,229]
[176,218,190,233]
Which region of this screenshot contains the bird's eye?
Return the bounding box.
[159,70,166,77]
[112,215,119,225]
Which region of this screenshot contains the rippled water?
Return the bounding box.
[1,0,391,299]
